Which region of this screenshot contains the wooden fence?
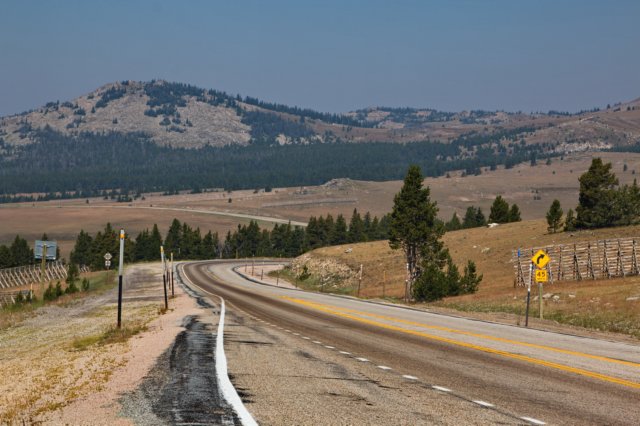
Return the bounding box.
[513,238,640,287]
[0,261,90,289]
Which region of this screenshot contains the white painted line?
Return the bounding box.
[285,329,292,332]
[324,345,335,349]
[178,265,257,426]
[312,341,322,344]
[339,351,351,355]
[377,365,392,370]
[432,386,452,392]
[402,375,418,380]
[520,417,546,425]
[302,336,311,340]
[355,357,369,362]
[473,400,494,408]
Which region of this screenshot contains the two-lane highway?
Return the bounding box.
[182,260,640,425]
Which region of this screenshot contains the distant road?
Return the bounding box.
[182,260,640,425]
[25,204,308,227]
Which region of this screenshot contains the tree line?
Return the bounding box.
[0,127,556,198]
[64,209,389,271]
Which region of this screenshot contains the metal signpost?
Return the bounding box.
[35,240,57,293]
[526,249,550,325]
[117,230,125,328]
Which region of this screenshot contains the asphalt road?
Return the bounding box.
[182,260,640,425]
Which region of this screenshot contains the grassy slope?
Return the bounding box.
[303,220,640,338]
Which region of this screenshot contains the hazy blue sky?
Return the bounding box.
[1,0,638,116]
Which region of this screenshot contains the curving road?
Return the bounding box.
[181,260,640,425]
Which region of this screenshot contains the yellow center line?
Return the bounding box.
[282,296,640,390]
[281,297,640,369]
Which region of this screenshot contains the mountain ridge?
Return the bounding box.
[1,80,638,151]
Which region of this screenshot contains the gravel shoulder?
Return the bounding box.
[0,262,207,424]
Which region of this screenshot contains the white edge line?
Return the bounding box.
[402,375,418,380]
[432,385,451,392]
[377,365,392,370]
[179,264,258,426]
[472,400,494,408]
[520,417,546,425]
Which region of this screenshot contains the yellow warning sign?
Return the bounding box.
[535,269,548,283]
[531,249,550,269]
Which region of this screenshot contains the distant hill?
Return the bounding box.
[1,80,639,150]
[0,80,639,198]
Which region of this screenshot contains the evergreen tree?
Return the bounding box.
[164,218,183,258]
[445,212,462,231]
[332,215,348,245]
[508,204,522,222]
[475,208,487,227]
[576,158,618,229]
[348,209,366,243]
[363,212,373,240]
[0,245,13,268]
[149,224,163,259]
[546,199,564,233]
[70,230,93,266]
[564,208,577,232]
[389,165,446,297]
[489,195,510,223]
[460,260,482,294]
[10,235,33,266]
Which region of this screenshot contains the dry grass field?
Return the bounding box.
[297,220,640,338]
[2,151,640,261]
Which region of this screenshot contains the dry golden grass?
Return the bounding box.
[305,220,640,338]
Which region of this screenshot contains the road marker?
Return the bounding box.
[473,400,494,408]
[302,336,310,340]
[378,366,392,370]
[339,351,351,355]
[355,357,369,362]
[117,229,125,328]
[324,345,335,349]
[432,386,452,392]
[313,341,322,344]
[520,416,546,425]
[402,375,418,380]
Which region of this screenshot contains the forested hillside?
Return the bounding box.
[1,80,639,199]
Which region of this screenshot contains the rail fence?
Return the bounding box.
[0,262,90,306]
[513,237,640,287]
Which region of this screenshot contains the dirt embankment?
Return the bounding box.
[0,263,206,424]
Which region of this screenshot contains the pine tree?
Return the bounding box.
[389,165,446,297]
[576,158,618,228]
[564,209,577,232]
[0,245,13,269]
[164,218,183,258]
[332,215,348,245]
[348,209,366,243]
[508,204,522,222]
[445,212,462,231]
[489,195,510,223]
[70,230,93,266]
[546,199,564,233]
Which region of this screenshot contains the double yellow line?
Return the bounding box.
[283,296,640,390]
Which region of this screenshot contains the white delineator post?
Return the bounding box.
[117,229,125,328]
[161,246,168,310]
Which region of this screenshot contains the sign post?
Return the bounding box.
[161,246,168,310]
[117,230,125,328]
[531,249,550,323]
